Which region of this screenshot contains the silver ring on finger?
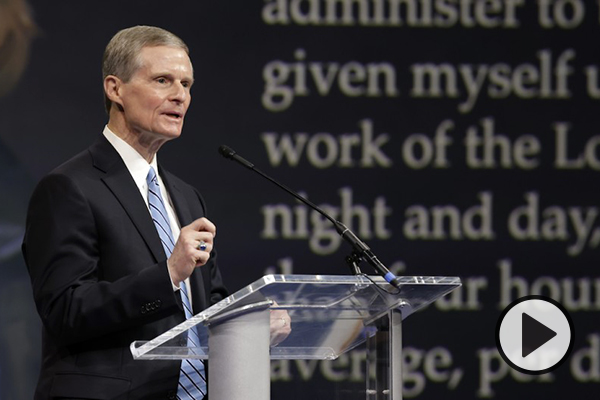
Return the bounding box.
[197,240,207,251]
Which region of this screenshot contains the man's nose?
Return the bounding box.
[170,82,188,102]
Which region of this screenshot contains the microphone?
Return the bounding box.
[218,145,401,289]
[218,145,254,169]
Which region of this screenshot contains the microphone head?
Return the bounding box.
[218,145,236,159]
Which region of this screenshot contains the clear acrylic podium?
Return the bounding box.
[131,274,461,400]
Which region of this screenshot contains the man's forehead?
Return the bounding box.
[136,46,194,75]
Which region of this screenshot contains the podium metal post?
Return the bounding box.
[366,310,403,400]
[208,306,270,400]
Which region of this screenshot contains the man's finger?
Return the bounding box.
[188,217,216,236]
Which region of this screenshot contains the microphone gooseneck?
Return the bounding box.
[218,145,401,289]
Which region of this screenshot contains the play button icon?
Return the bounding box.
[522,312,556,357]
[496,295,574,374]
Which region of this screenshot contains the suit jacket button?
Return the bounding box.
[156,299,162,307]
[167,390,176,399]
[141,305,147,314]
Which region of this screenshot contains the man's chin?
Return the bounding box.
[155,126,184,140]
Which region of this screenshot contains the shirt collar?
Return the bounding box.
[102,125,158,193]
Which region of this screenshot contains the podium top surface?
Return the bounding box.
[131,274,461,361]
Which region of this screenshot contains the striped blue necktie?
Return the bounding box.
[147,167,206,400]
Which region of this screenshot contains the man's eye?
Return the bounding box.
[156,78,167,84]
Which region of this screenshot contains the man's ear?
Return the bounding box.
[104,75,124,110]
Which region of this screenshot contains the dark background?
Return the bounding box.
[0,1,598,399]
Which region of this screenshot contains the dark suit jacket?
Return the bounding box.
[22,135,228,400]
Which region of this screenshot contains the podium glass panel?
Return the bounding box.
[131,274,460,361]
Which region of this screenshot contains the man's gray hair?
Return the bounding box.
[102,26,189,114]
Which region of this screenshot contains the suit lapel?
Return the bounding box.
[160,168,192,227]
[89,135,166,263]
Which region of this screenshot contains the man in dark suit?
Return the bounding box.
[22,26,233,400]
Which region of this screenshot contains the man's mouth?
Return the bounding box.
[164,112,183,119]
